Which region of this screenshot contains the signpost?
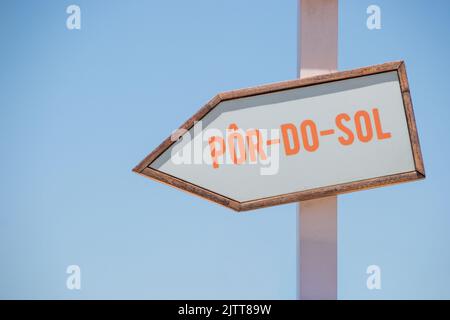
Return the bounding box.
[133,0,425,299]
[133,62,424,211]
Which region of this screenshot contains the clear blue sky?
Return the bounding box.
[1,0,449,299]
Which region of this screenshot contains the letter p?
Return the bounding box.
[208,136,225,169]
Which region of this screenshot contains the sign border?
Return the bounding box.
[133,61,425,212]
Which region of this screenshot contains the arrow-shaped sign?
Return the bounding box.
[133,61,425,211]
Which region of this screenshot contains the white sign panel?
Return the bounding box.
[134,62,425,211]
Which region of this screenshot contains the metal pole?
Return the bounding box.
[297,0,338,300]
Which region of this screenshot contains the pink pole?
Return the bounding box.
[297,0,338,300]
